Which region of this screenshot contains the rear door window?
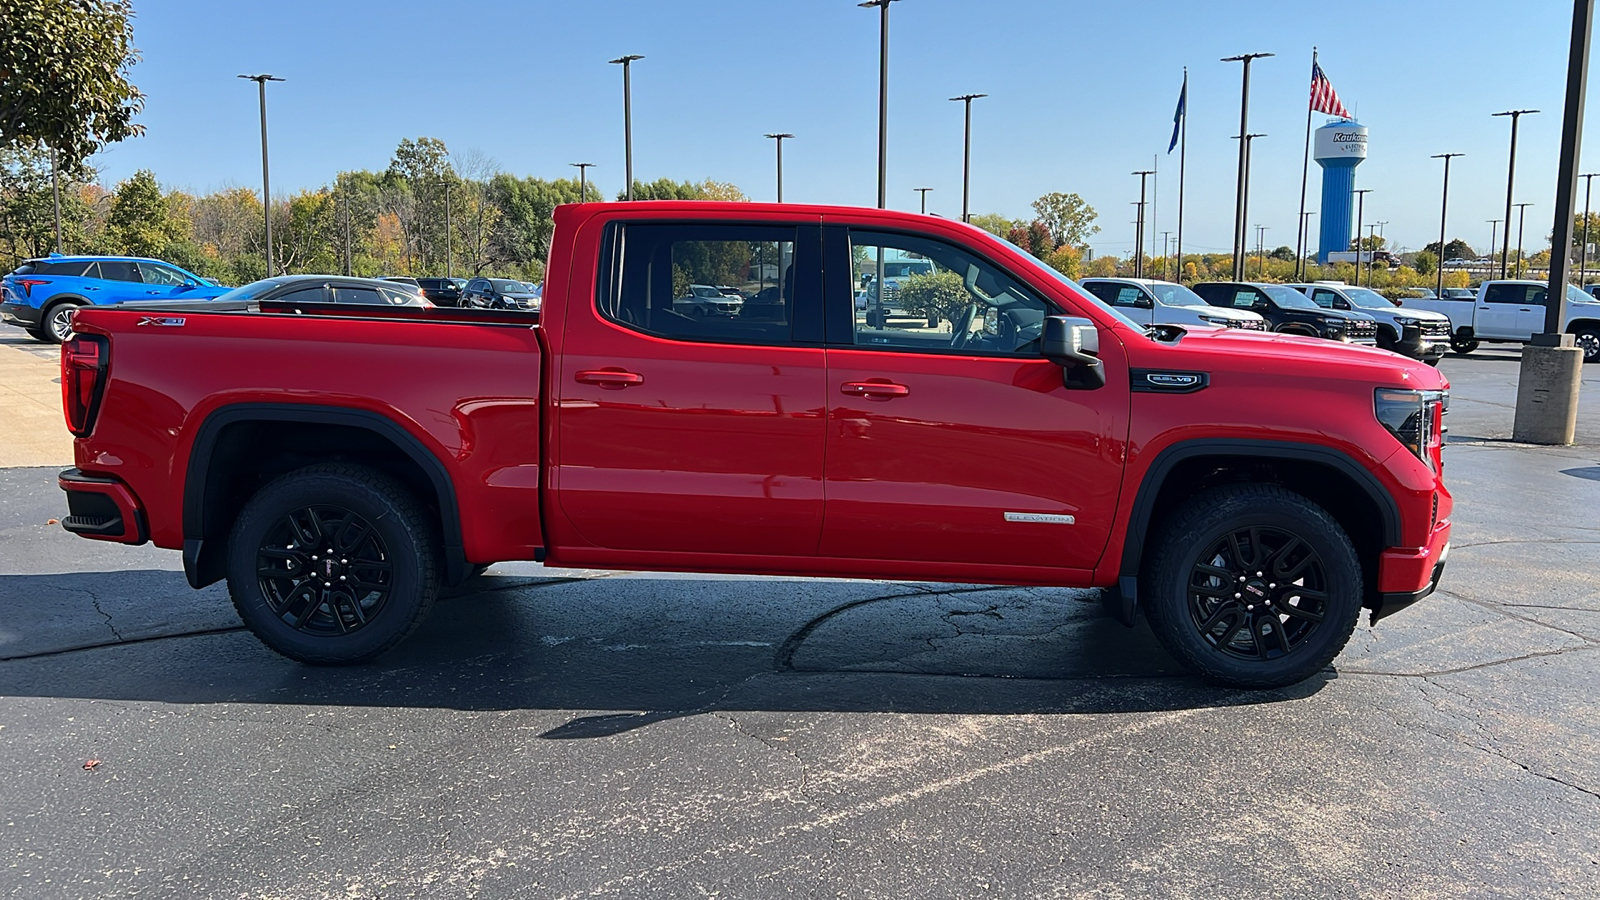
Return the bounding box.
[136,263,189,286]
[275,286,326,304]
[331,286,384,305]
[97,261,142,283]
[1230,289,1261,309]
[1484,284,1543,305]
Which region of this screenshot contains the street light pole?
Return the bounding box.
[1254,224,1268,279]
[238,74,285,278]
[1493,108,1540,278]
[1132,170,1153,278]
[764,133,794,203]
[445,178,453,278]
[860,0,901,209]
[949,93,986,222]
[609,55,644,201]
[1488,219,1502,272]
[1160,230,1172,278]
[50,145,62,253]
[1514,202,1534,277]
[1222,52,1274,280]
[1300,211,1317,274]
[1432,153,1464,300]
[1352,188,1373,287]
[570,163,595,202]
[915,187,931,214]
[1581,173,1600,286]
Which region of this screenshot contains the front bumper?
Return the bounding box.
[58,469,147,545]
[1372,516,1451,622]
[1,300,41,328]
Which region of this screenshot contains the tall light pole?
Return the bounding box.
[443,177,453,278]
[1222,52,1274,279]
[764,133,793,203]
[861,0,901,209]
[949,93,986,222]
[238,74,285,277]
[1254,224,1268,279]
[50,146,62,253]
[1231,133,1265,276]
[1493,109,1540,278]
[570,163,595,202]
[1367,224,1380,283]
[1581,172,1599,286]
[915,187,932,214]
[1432,153,1464,300]
[609,55,644,201]
[1352,188,1373,286]
[1300,211,1317,275]
[1488,219,1502,272]
[1514,201,1535,277]
[1132,170,1154,277]
[1160,230,1172,278]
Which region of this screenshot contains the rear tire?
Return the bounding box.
[1450,338,1479,355]
[226,464,440,665]
[1141,484,1364,689]
[40,301,82,344]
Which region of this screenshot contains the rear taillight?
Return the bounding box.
[61,335,108,437]
[16,277,49,297]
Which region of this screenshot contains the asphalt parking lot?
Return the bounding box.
[1,334,1597,898]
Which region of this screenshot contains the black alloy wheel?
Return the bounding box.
[1141,484,1363,688]
[1573,326,1600,363]
[227,464,440,664]
[44,301,81,343]
[1186,525,1329,662]
[255,505,393,637]
[1450,338,1479,355]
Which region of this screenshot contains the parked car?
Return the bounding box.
[416,278,466,307]
[1,254,229,343]
[1438,288,1477,301]
[57,199,1452,689]
[1080,278,1266,331]
[1191,281,1380,345]
[461,277,540,310]
[1584,284,1600,300]
[1284,282,1450,364]
[209,275,433,308]
[674,283,744,318]
[1403,280,1600,361]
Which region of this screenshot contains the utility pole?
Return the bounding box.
[1432,153,1464,300]
[50,145,63,253]
[1300,211,1317,275]
[1160,230,1172,279]
[915,187,932,214]
[764,133,793,203]
[860,0,901,209]
[238,74,285,277]
[1514,202,1535,277]
[341,182,352,276]
[950,93,986,222]
[1352,189,1373,287]
[1581,172,1600,286]
[1254,225,1268,279]
[442,177,453,278]
[571,162,595,202]
[1223,52,1274,279]
[1488,219,1502,272]
[1133,170,1153,278]
[1493,108,1540,278]
[609,55,644,200]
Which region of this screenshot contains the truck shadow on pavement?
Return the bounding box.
[0,570,1330,735]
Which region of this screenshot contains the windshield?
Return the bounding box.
[1343,287,1398,310]
[1002,245,1144,332]
[1264,285,1320,310]
[490,279,527,293]
[1147,281,1210,308]
[213,277,294,302]
[1570,285,1592,304]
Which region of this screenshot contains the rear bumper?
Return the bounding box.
[58,469,147,545]
[1,300,41,328]
[1372,517,1451,622]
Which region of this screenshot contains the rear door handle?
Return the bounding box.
[841,381,909,399]
[576,368,644,388]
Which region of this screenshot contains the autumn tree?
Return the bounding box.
[108,170,185,258]
[1030,192,1099,247]
[967,213,1014,239]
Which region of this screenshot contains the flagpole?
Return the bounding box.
[1176,68,1187,282]
[1150,152,1158,279]
[1296,48,1317,280]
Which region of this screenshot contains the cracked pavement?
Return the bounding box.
[1,348,1597,898]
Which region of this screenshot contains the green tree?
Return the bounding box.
[1269,245,1295,261]
[108,169,183,258]
[1030,192,1099,247]
[896,270,968,326]
[1421,238,1474,260]
[1414,250,1437,276]
[967,213,1014,238]
[0,0,145,165]
[1044,244,1081,279]
[0,144,94,266]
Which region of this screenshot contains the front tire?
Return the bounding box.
[1450,337,1479,355]
[1141,484,1364,689]
[1573,326,1600,363]
[226,464,440,665]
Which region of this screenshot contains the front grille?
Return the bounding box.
[1347,320,1377,339]
[1232,319,1265,331]
[1419,319,1451,337]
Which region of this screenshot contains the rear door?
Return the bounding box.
[1478,283,1541,339]
[93,260,143,303]
[818,226,1127,572]
[133,262,192,299]
[553,218,830,557]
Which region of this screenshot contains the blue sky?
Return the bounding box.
[96,0,1600,260]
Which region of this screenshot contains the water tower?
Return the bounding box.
[1315,120,1368,263]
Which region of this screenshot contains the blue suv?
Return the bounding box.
[2,255,229,343]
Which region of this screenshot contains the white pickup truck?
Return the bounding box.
[1403,280,1600,362]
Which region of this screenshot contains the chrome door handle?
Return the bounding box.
[841,381,909,399]
[576,369,644,388]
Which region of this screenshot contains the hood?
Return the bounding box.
[1312,308,1377,322]
[1153,325,1448,389]
[1192,305,1259,321]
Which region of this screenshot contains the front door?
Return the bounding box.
[1478,282,1542,339]
[554,220,829,557]
[819,227,1128,572]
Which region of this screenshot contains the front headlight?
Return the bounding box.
[1197,315,1232,326]
[1395,316,1419,327]
[1322,318,1346,332]
[1375,388,1448,471]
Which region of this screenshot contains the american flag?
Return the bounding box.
[1310,61,1351,119]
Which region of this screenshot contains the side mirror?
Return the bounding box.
[1137,295,1154,309]
[1041,315,1105,389]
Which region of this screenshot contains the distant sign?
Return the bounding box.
[1314,123,1368,161]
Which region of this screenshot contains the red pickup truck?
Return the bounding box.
[57,202,1452,688]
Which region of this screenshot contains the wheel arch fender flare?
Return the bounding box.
[1103,438,1402,627]
[181,403,467,589]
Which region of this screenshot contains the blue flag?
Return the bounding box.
[1168,73,1187,154]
